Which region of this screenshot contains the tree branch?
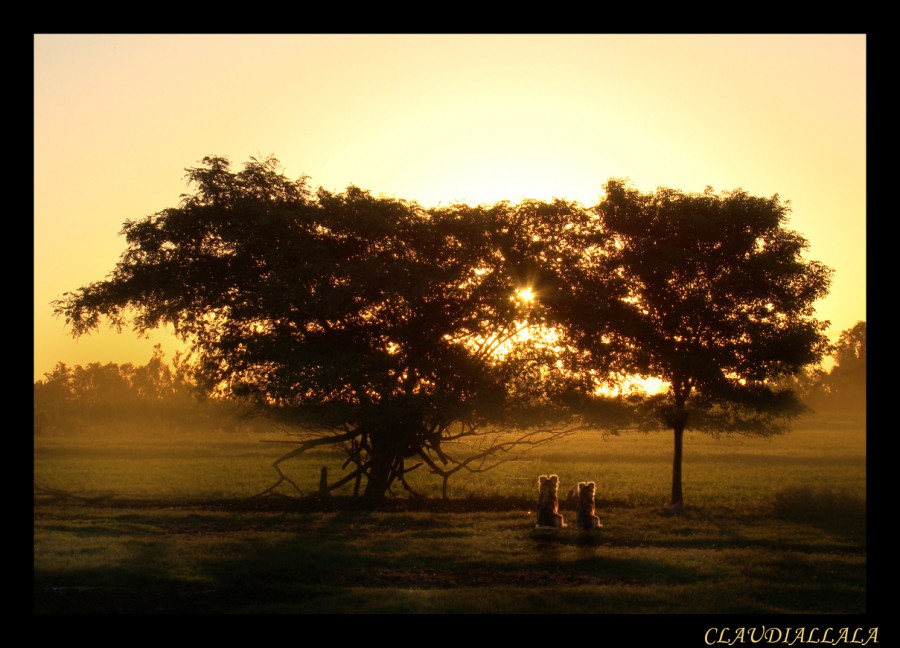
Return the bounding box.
[250,429,360,499]
[422,424,585,498]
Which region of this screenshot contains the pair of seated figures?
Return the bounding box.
[536,474,601,529]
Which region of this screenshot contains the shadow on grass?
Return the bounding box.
[35,511,705,613]
[530,526,610,548]
[34,494,868,613]
[772,486,866,535]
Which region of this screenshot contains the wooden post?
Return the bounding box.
[318,466,329,498]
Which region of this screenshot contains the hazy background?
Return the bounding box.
[34,34,865,381]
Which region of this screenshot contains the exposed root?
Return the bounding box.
[248,464,304,499]
[34,479,114,502]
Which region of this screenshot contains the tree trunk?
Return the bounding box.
[670,422,685,513]
[666,382,690,515]
[359,452,394,509]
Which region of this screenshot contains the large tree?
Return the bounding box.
[53,156,582,506]
[554,179,833,512]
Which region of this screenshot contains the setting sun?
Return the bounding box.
[515,287,536,303]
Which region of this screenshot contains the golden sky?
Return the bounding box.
[34,34,866,381]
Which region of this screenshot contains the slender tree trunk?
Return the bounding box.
[671,422,685,513]
[669,384,689,514]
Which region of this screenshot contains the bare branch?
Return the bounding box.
[34,479,115,502]
[470,321,532,362]
[250,428,360,499]
[422,423,586,499]
[270,429,358,468]
[323,463,369,493]
[248,462,304,499]
[386,457,426,499]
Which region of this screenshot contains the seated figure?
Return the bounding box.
[576,481,602,529]
[536,474,566,528]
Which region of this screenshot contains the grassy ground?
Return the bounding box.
[34,419,867,615]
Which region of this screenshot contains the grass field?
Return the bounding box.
[34,417,867,615]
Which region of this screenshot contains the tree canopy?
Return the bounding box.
[552,179,833,510]
[54,156,586,505]
[54,158,833,511]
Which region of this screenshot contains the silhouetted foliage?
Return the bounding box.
[54,156,586,506]
[33,345,213,433]
[52,157,835,510]
[552,179,833,511]
[802,321,866,418]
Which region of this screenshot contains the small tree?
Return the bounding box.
[556,179,833,512]
[53,156,582,506]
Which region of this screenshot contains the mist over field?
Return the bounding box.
[33,343,866,616]
[34,349,865,505]
[35,322,866,499]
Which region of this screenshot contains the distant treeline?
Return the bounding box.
[33,345,262,434]
[790,321,866,421]
[35,322,865,434]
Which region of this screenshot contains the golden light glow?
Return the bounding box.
[34,35,865,381]
[596,376,669,397]
[515,287,536,303]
